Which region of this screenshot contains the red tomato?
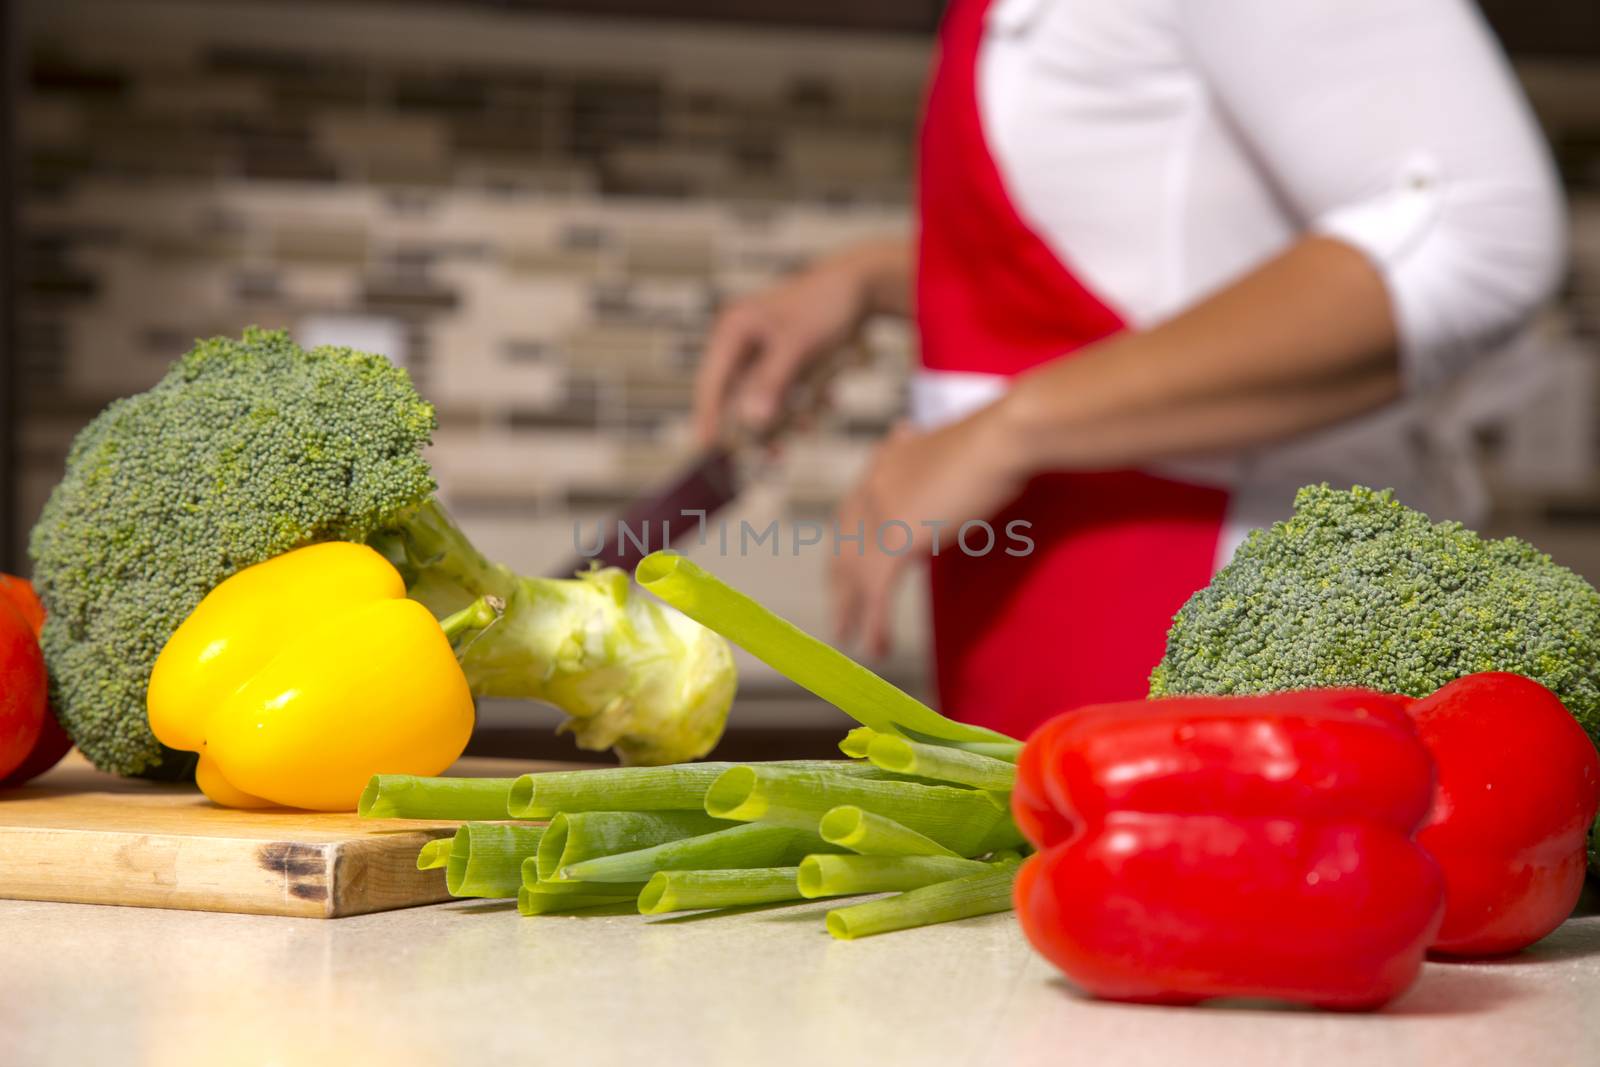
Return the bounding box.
[0,596,46,781]
[0,575,43,632]
[0,575,71,786]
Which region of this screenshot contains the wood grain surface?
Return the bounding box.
[0,752,579,918]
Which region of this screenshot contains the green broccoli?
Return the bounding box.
[30,328,736,778]
[1150,484,1600,746]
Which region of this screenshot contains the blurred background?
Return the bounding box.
[2,0,1599,759]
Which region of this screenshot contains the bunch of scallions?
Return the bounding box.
[360,551,1027,939]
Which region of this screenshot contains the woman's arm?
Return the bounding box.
[992,236,1398,473]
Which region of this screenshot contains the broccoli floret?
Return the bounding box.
[1150,484,1600,747]
[30,328,735,777]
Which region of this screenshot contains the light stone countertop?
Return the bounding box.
[2,896,1597,1067]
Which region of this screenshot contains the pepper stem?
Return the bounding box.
[438,595,504,647]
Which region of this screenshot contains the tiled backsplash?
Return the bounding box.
[13,0,1600,708]
[16,0,923,454]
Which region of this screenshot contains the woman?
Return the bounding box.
[693,0,1565,739]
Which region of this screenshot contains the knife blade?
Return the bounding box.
[550,345,850,578]
[551,445,739,576]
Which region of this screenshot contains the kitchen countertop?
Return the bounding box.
[3,895,1596,1067]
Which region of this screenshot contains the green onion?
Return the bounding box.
[517,884,641,916]
[636,552,1013,751]
[518,857,647,897]
[817,805,962,857]
[797,854,991,898]
[510,765,734,818]
[638,868,812,915]
[972,817,1029,856]
[704,764,1009,856]
[416,837,452,871]
[359,775,516,820]
[445,823,547,898]
[865,735,1017,792]
[896,728,1022,764]
[838,727,877,759]
[559,823,831,883]
[535,811,729,881]
[825,860,1021,940]
[507,760,886,818]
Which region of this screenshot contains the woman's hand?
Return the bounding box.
[692,237,910,446]
[831,404,1027,658]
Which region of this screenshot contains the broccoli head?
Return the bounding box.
[1150,484,1600,746]
[30,328,736,777]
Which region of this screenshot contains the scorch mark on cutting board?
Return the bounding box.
[257,841,330,902]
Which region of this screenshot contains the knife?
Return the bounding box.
[550,349,846,577]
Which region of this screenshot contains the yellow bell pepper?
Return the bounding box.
[147,542,475,811]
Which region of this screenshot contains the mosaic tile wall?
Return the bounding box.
[13,0,1600,710]
[16,0,925,495]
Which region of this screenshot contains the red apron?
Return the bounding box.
[915,0,1229,739]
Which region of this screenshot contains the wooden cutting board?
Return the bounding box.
[0,752,579,918]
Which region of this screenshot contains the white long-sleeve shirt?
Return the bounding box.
[915,0,1566,560]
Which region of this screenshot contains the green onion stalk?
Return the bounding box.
[704,764,1017,856]
[507,760,887,819]
[416,837,453,871]
[518,884,642,916]
[798,854,991,898]
[864,735,1017,792]
[825,860,1023,940]
[519,857,646,898]
[445,823,548,898]
[817,806,963,858]
[638,868,814,915]
[360,776,517,820]
[635,552,1021,760]
[838,727,877,759]
[535,811,729,881]
[558,823,833,883]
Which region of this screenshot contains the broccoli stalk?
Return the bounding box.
[30,328,736,778]
[374,499,735,766]
[369,496,522,611]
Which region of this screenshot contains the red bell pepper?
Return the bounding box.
[0,574,71,786]
[1013,689,1444,1009]
[1406,672,1600,957]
